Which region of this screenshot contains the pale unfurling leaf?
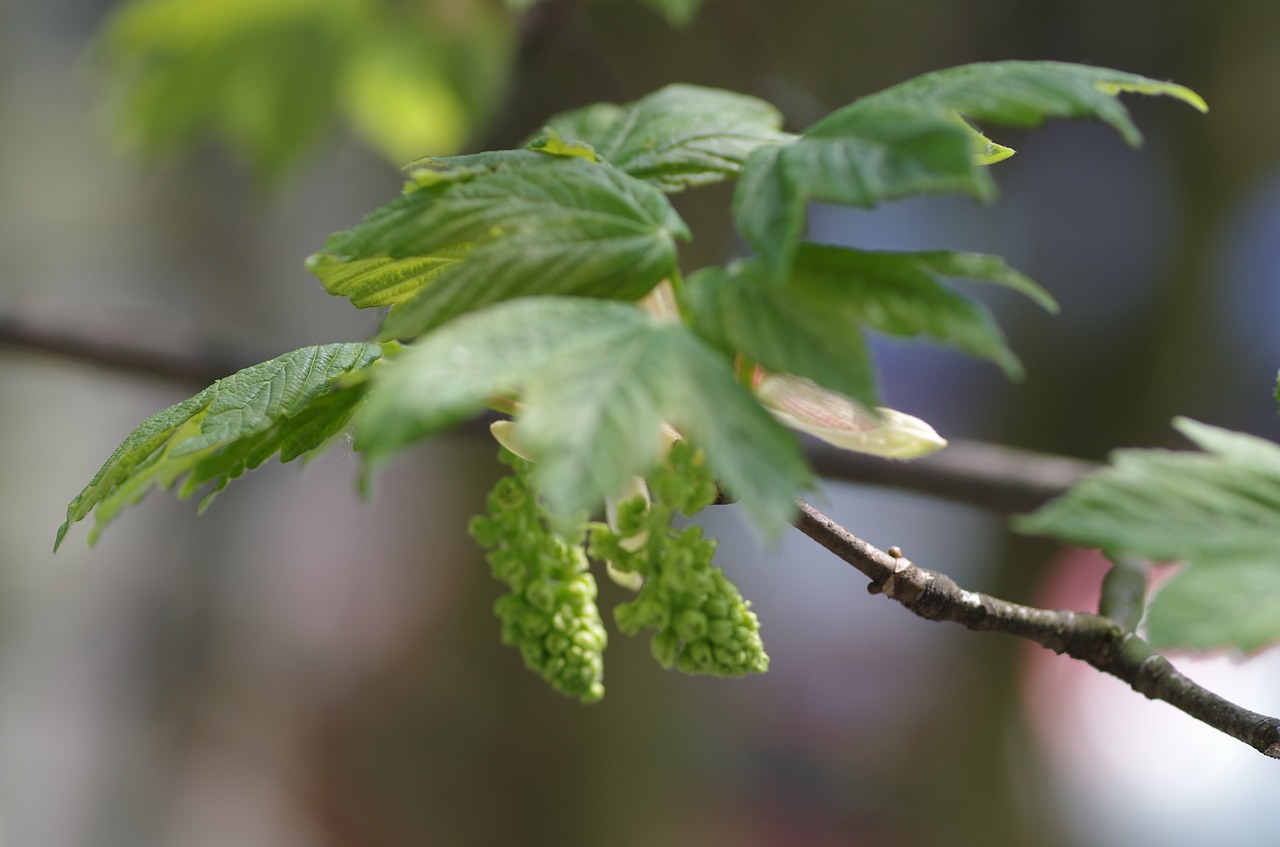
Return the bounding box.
[756,375,946,460]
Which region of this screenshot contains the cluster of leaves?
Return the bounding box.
[591,440,768,678]
[61,60,1217,683]
[305,63,1201,538]
[469,451,608,703]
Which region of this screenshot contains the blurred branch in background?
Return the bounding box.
[0,312,261,388]
[807,439,1096,513]
[0,310,1092,512]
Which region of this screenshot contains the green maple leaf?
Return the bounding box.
[56,342,386,550]
[1016,419,1280,653]
[307,150,688,340]
[734,61,1206,271]
[682,244,1053,405]
[539,83,793,192]
[355,297,811,535]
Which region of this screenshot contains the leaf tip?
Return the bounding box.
[1094,79,1209,116]
[978,144,1016,165]
[53,522,70,553]
[997,354,1026,382]
[1166,85,1209,114]
[1169,415,1205,441]
[1007,510,1043,536]
[303,251,337,278]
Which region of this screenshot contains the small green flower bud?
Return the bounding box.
[634,597,670,631]
[491,476,527,509]
[675,609,709,642]
[525,580,557,613]
[545,634,570,660]
[615,495,650,536]
[471,451,608,704]
[651,629,679,669]
[613,601,642,635]
[707,618,735,645]
[703,596,730,619]
[573,628,604,653]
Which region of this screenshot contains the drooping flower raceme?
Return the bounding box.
[471,289,946,699]
[469,449,608,704]
[588,439,768,677]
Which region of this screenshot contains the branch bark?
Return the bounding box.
[793,498,1280,759]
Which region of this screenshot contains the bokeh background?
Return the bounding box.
[2,1,1280,845]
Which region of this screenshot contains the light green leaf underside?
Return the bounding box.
[541,84,793,192]
[356,297,811,534]
[305,248,468,309]
[57,342,385,550]
[681,244,1051,403]
[1015,418,1280,653]
[308,150,688,339]
[735,61,1205,271]
[1016,419,1280,561]
[525,127,601,162]
[967,123,1016,165]
[1146,558,1280,653]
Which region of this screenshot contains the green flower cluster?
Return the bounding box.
[590,441,769,677]
[469,451,607,704]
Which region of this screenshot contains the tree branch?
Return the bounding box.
[9,308,1277,755]
[0,311,1092,512]
[0,313,258,388]
[805,438,1096,513]
[793,498,1280,759]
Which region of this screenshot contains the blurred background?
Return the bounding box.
[2,0,1280,844]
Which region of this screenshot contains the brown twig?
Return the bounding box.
[793,498,1280,759]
